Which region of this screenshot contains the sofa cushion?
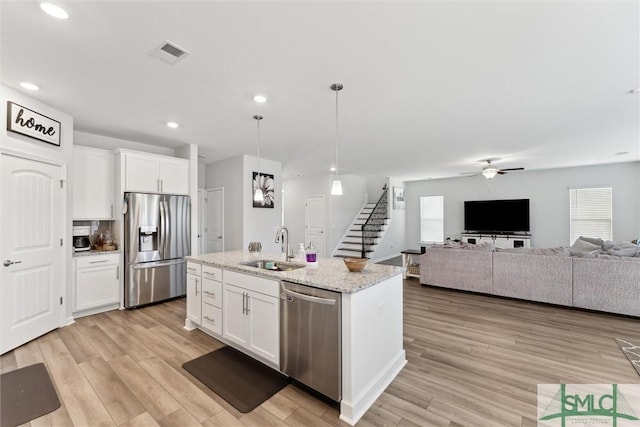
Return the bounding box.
[496,247,570,256]
[493,252,572,306]
[431,241,495,251]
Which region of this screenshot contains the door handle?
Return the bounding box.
[3,260,22,267]
[195,278,199,296]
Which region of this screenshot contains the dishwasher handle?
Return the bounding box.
[281,288,336,305]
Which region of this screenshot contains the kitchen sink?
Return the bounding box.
[240,259,306,271]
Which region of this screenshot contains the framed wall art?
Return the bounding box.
[7,101,61,146]
[393,186,405,209]
[252,172,275,208]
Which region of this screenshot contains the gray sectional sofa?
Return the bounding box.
[419,240,640,317]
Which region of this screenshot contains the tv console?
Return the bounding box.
[461,233,531,249]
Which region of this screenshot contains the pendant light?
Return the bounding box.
[253,114,264,203]
[330,83,343,195]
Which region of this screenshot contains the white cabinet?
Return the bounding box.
[201,265,223,335]
[72,146,114,219]
[74,253,120,316]
[222,270,279,366]
[185,262,202,327]
[461,233,531,248]
[123,151,189,195]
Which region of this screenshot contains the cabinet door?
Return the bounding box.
[158,157,189,195]
[222,284,249,347]
[73,147,114,219]
[247,290,279,365]
[124,153,159,193]
[186,273,201,324]
[76,263,119,311]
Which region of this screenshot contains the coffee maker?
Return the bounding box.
[72,226,91,252]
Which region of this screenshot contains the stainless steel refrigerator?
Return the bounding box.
[124,192,190,308]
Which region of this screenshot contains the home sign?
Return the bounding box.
[7,101,61,146]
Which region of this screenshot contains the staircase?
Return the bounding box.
[333,189,389,259]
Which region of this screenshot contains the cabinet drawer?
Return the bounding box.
[202,265,222,282]
[224,270,279,298]
[201,303,222,335]
[202,278,222,308]
[76,254,119,269]
[186,262,201,275]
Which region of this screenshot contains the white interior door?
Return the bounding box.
[1,154,64,354]
[304,195,326,257]
[205,188,224,253]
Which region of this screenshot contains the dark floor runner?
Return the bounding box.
[1,363,61,427]
[182,346,290,413]
[615,338,640,376]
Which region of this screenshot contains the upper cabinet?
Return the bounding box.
[123,151,189,195]
[73,146,114,219]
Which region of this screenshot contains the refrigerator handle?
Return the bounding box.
[163,198,170,255]
[158,197,165,259]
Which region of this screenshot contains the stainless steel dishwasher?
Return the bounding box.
[280,281,341,401]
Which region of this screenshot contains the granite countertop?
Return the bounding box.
[187,250,404,294]
[73,249,121,257]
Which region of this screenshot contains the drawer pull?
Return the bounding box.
[203,315,215,322]
[89,259,109,264]
[203,291,216,297]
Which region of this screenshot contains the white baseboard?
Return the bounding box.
[339,350,407,425]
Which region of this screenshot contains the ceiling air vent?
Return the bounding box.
[148,40,190,65]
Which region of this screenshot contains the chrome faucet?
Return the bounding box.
[275,227,294,261]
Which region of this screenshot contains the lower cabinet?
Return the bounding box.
[222,271,279,366]
[184,263,279,366]
[74,253,120,317]
[201,265,223,335]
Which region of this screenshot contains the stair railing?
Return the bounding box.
[360,188,388,258]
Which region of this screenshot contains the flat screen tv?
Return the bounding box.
[464,199,530,233]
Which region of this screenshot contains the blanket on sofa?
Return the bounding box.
[570,236,640,258]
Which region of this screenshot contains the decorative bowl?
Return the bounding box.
[343,257,368,272]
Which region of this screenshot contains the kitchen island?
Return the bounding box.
[185,250,406,426]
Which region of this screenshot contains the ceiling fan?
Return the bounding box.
[461,159,524,179]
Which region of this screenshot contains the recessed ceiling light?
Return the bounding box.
[40,3,69,20]
[19,82,40,91]
[329,167,336,172]
[166,121,179,129]
[253,95,267,103]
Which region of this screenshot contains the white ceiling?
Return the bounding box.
[1,1,638,181]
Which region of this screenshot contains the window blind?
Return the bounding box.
[569,187,612,245]
[420,196,444,243]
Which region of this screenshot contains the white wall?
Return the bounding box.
[74,131,175,155]
[405,162,640,248]
[243,155,282,254]
[373,177,407,261]
[205,156,244,251]
[282,172,407,259]
[175,144,199,255]
[205,155,283,253]
[283,173,370,257]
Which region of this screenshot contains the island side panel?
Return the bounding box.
[340,274,407,425]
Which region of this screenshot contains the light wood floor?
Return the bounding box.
[2,279,639,427]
